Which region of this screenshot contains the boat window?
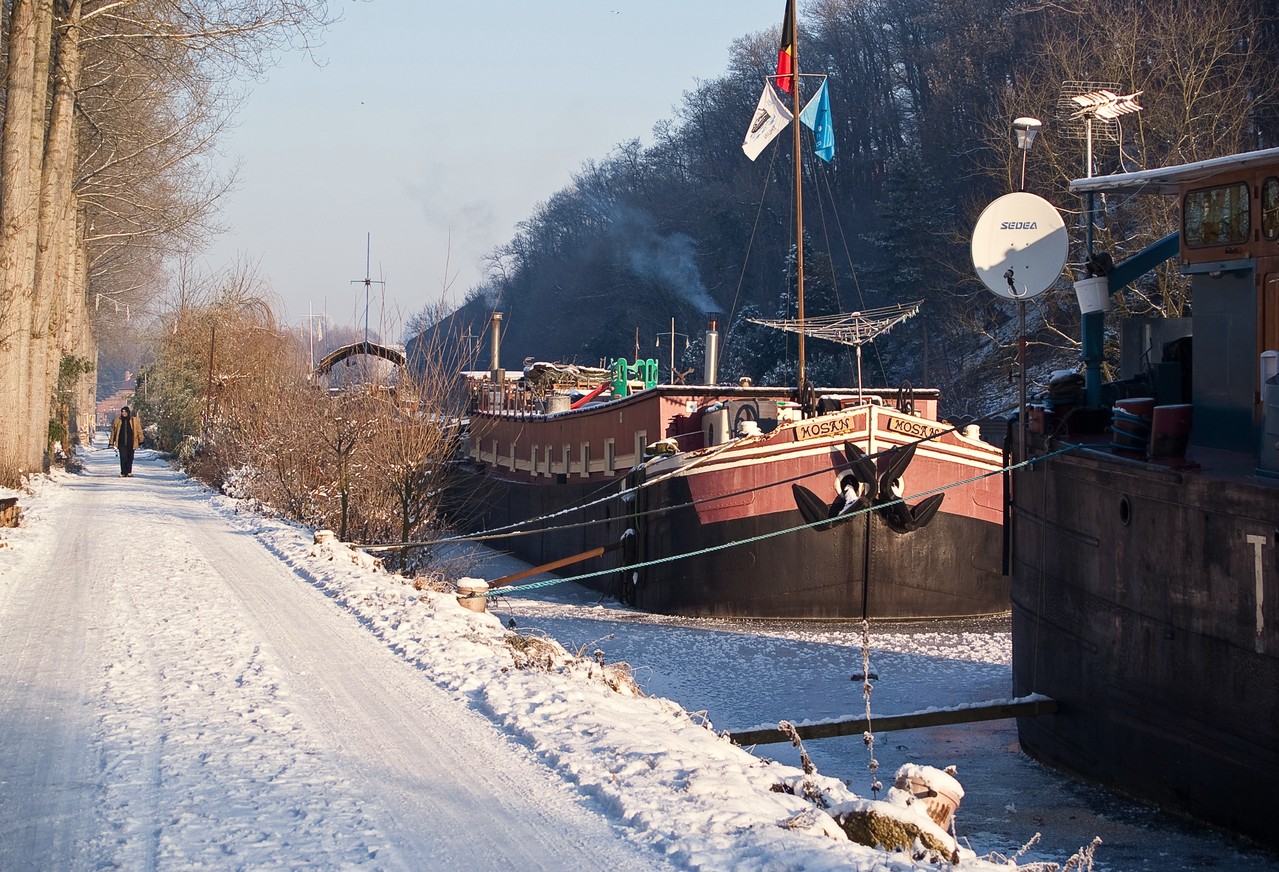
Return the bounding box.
[1183,181,1250,247]
[1264,178,1279,240]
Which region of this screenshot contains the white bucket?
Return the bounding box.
[1074,276,1111,314]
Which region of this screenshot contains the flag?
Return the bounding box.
[742,83,793,161]
[776,0,795,93]
[799,79,835,162]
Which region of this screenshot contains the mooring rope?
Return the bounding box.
[360,427,762,552]
[472,444,1074,597]
[860,618,881,797]
[359,411,1005,553]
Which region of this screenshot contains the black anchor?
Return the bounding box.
[792,441,944,534]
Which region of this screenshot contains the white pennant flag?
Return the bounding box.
[742,84,793,161]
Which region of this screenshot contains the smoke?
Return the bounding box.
[626,230,719,315]
[604,202,719,315]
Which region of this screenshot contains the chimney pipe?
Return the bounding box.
[489,312,504,383]
[704,317,719,385]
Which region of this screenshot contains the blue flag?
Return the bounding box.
[799,80,835,162]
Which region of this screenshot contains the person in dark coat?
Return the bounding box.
[109,406,144,477]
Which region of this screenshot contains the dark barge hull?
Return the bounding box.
[1011,444,1279,847]
[627,475,1006,619]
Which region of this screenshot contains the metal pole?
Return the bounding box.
[1083,117,1102,406]
[1019,300,1027,465]
[789,0,806,412]
[204,324,216,438]
[364,233,371,344]
[856,345,864,402]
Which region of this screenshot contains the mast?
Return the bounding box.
[351,233,384,345]
[789,0,806,411]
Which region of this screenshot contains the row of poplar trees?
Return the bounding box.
[0,0,331,487]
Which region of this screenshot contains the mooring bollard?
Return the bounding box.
[893,765,963,830]
[456,578,489,613]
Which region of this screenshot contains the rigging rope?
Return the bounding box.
[726,141,785,339]
[357,428,764,550]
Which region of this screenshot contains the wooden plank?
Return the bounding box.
[727,697,1057,746]
[487,540,622,589]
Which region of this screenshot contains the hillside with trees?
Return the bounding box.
[410,0,1279,418]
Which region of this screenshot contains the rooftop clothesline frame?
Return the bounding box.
[747,300,922,348]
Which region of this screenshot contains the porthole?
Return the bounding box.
[1119,495,1132,526]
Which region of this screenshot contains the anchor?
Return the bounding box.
[792,441,944,534]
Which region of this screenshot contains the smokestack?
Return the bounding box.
[489,312,504,382]
[704,317,719,385]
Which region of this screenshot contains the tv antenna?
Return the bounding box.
[351,232,385,343]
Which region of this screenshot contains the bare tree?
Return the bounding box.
[0,0,53,478]
[0,0,333,484]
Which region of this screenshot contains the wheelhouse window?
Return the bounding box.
[1263,178,1279,240]
[1183,182,1250,247]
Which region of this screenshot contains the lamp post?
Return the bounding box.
[1013,117,1041,191]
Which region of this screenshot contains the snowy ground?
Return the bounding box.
[1,444,1276,871]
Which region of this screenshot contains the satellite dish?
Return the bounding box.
[971,192,1068,300]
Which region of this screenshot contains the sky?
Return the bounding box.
[202,0,788,341]
[5,447,1278,869]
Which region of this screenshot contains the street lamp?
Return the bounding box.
[1013,117,1041,191]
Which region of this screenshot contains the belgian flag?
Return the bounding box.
[776,0,795,93]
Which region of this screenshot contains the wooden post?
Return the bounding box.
[456,578,489,612]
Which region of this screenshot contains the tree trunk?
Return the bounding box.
[30,0,80,469]
[70,215,95,447]
[0,0,43,483]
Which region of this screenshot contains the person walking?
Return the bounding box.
[109,406,144,477]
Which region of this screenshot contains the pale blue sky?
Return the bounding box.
[203,0,786,338]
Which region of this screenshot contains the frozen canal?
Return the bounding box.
[456,547,1279,871]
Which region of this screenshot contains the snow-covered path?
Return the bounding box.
[0,447,665,870]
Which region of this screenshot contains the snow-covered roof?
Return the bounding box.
[1069,146,1279,196]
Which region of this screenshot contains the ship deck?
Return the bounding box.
[1033,430,1279,489]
